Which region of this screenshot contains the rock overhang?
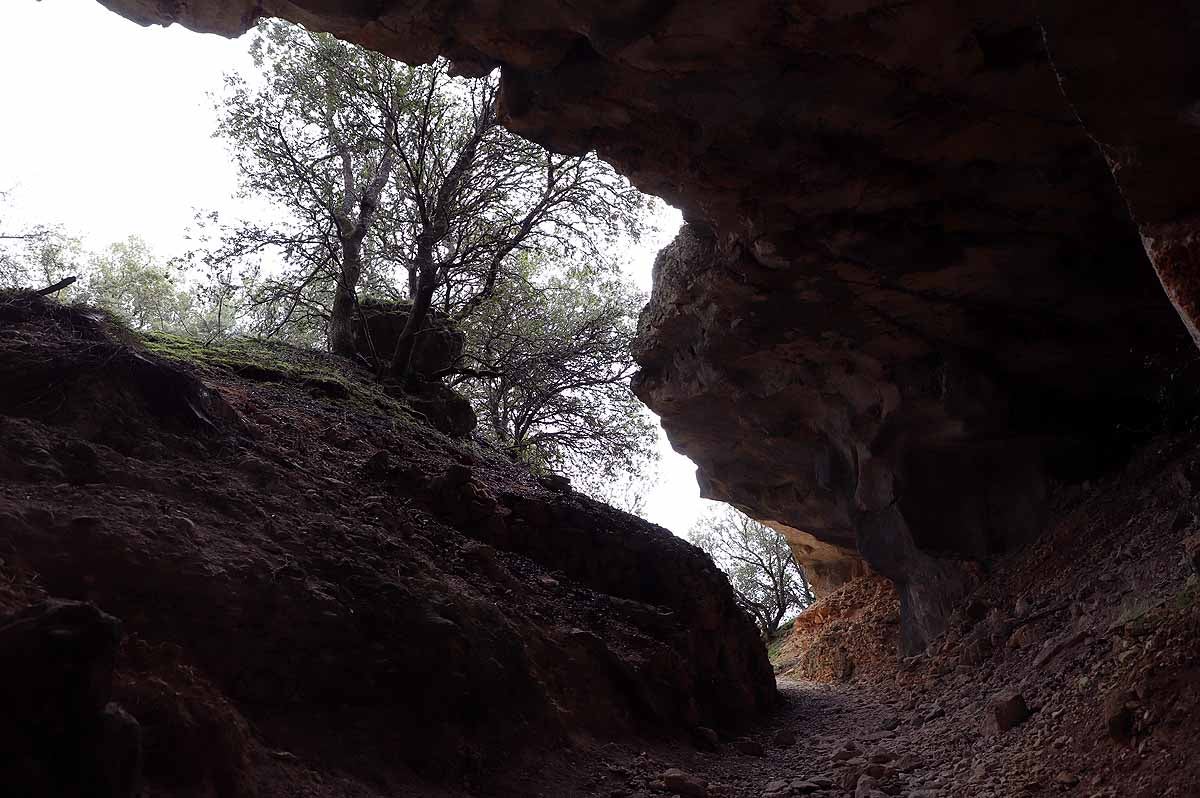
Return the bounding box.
[90,0,1200,650]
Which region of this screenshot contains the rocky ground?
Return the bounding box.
[532,427,1200,797]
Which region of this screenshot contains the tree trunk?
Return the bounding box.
[328,243,362,356]
[390,233,437,380]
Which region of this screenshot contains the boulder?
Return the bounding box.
[692,726,720,752]
[401,380,477,437]
[352,300,464,378]
[1104,689,1137,743]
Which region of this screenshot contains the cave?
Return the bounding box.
[98,0,1200,648]
[4,0,1200,795]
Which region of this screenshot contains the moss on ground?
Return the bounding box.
[766,619,795,665]
[140,332,417,421]
[1167,576,1200,611]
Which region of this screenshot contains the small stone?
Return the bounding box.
[732,739,765,757]
[1007,625,1037,650]
[839,767,864,790]
[692,726,720,751]
[1053,771,1079,787]
[833,742,860,761]
[537,472,572,492]
[660,768,708,798]
[363,450,391,478]
[172,515,197,539]
[1104,689,1137,743]
[763,779,789,795]
[988,690,1030,732]
[864,763,892,779]
[854,775,881,798]
[867,747,894,764]
[772,729,796,747]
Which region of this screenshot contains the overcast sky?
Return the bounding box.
[0,0,723,535]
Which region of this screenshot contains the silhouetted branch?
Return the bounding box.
[36,275,77,296]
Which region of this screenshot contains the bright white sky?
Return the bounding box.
[0,0,724,535]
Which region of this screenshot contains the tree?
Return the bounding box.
[207,20,647,376]
[208,21,399,353]
[75,237,198,333]
[690,507,815,638]
[0,192,80,293]
[453,254,657,493]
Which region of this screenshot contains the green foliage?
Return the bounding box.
[74,237,198,333]
[690,507,815,638]
[454,254,657,499]
[188,20,404,343]
[183,19,659,497]
[195,19,648,344]
[0,192,81,293]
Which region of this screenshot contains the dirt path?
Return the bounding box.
[557,679,926,798]
[562,632,1196,798]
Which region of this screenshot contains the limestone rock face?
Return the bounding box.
[93,0,1200,648]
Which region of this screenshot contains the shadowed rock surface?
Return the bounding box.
[93,0,1200,650]
[0,599,142,798]
[351,299,465,378]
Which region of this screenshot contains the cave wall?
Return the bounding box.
[93,0,1200,651]
[1038,0,1200,347]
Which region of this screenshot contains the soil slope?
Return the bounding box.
[0,293,774,797]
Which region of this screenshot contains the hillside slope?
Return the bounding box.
[0,293,775,797]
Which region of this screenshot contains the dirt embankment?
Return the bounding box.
[0,293,775,798]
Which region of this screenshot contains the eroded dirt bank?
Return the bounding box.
[0,294,773,797]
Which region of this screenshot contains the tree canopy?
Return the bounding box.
[690,507,815,638]
[454,254,657,497]
[0,193,78,292]
[196,20,659,497]
[203,20,647,376]
[2,21,664,510]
